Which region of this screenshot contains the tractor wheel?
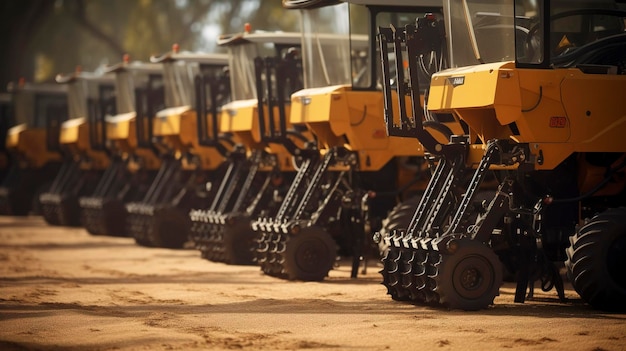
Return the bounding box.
[434,239,502,310]
[103,200,128,237]
[223,217,256,265]
[378,195,421,257]
[126,212,153,247]
[59,198,82,227]
[134,236,154,248]
[381,247,415,302]
[151,209,190,249]
[283,226,336,281]
[565,207,626,312]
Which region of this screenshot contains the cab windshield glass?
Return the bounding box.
[162,60,199,108]
[13,87,67,128]
[67,80,87,119]
[516,0,626,66]
[114,71,136,114]
[444,0,517,67]
[227,43,259,101]
[300,3,352,89]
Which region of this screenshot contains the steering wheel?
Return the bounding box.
[524,8,626,63]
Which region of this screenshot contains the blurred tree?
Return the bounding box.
[0,0,298,88]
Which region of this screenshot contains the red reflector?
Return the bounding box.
[549,116,567,128]
[372,129,387,138]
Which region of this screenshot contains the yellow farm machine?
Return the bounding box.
[0,92,13,182]
[79,57,166,236]
[189,28,307,265]
[124,47,231,248]
[38,69,114,226]
[248,0,444,281]
[0,81,67,216]
[378,0,626,311]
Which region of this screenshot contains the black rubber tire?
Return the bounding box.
[378,195,421,257]
[434,239,503,310]
[223,216,256,265]
[40,200,61,226]
[126,211,153,247]
[59,197,82,227]
[134,236,154,248]
[381,247,413,302]
[103,200,129,237]
[150,208,190,249]
[565,207,626,312]
[283,226,337,281]
[41,205,61,226]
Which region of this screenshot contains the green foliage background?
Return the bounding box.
[0,0,299,88]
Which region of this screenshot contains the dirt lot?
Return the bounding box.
[0,216,624,351]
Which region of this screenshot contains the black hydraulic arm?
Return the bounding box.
[194,70,230,156]
[446,140,500,235]
[378,18,447,154]
[134,87,155,150]
[405,147,466,238]
[273,157,314,221]
[87,84,115,152]
[379,26,417,139]
[254,50,306,155]
[214,159,247,214]
[90,156,125,197]
[290,149,336,222]
[205,155,246,213]
[228,150,264,213]
[45,100,64,153]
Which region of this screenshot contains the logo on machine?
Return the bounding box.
[549,116,567,128]
[300,96,312,105]
[448,76,465,87]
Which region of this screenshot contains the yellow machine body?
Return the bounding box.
[377,0,626,311]
[6,124,61,168]
[221,98,309,172]
[153,106,225,171]
[147,51,232,173]
[54,69,115,170]
[216,30,308,173]
[59,117,110,170]
[105,112,162,171]
[4,82,66,169]
[220,99,264,150]
[429,62,626,170]
[290,85,425,171]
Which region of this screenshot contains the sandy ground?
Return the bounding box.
[0,216,624,351]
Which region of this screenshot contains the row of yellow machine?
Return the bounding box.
[1,0,625,312]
